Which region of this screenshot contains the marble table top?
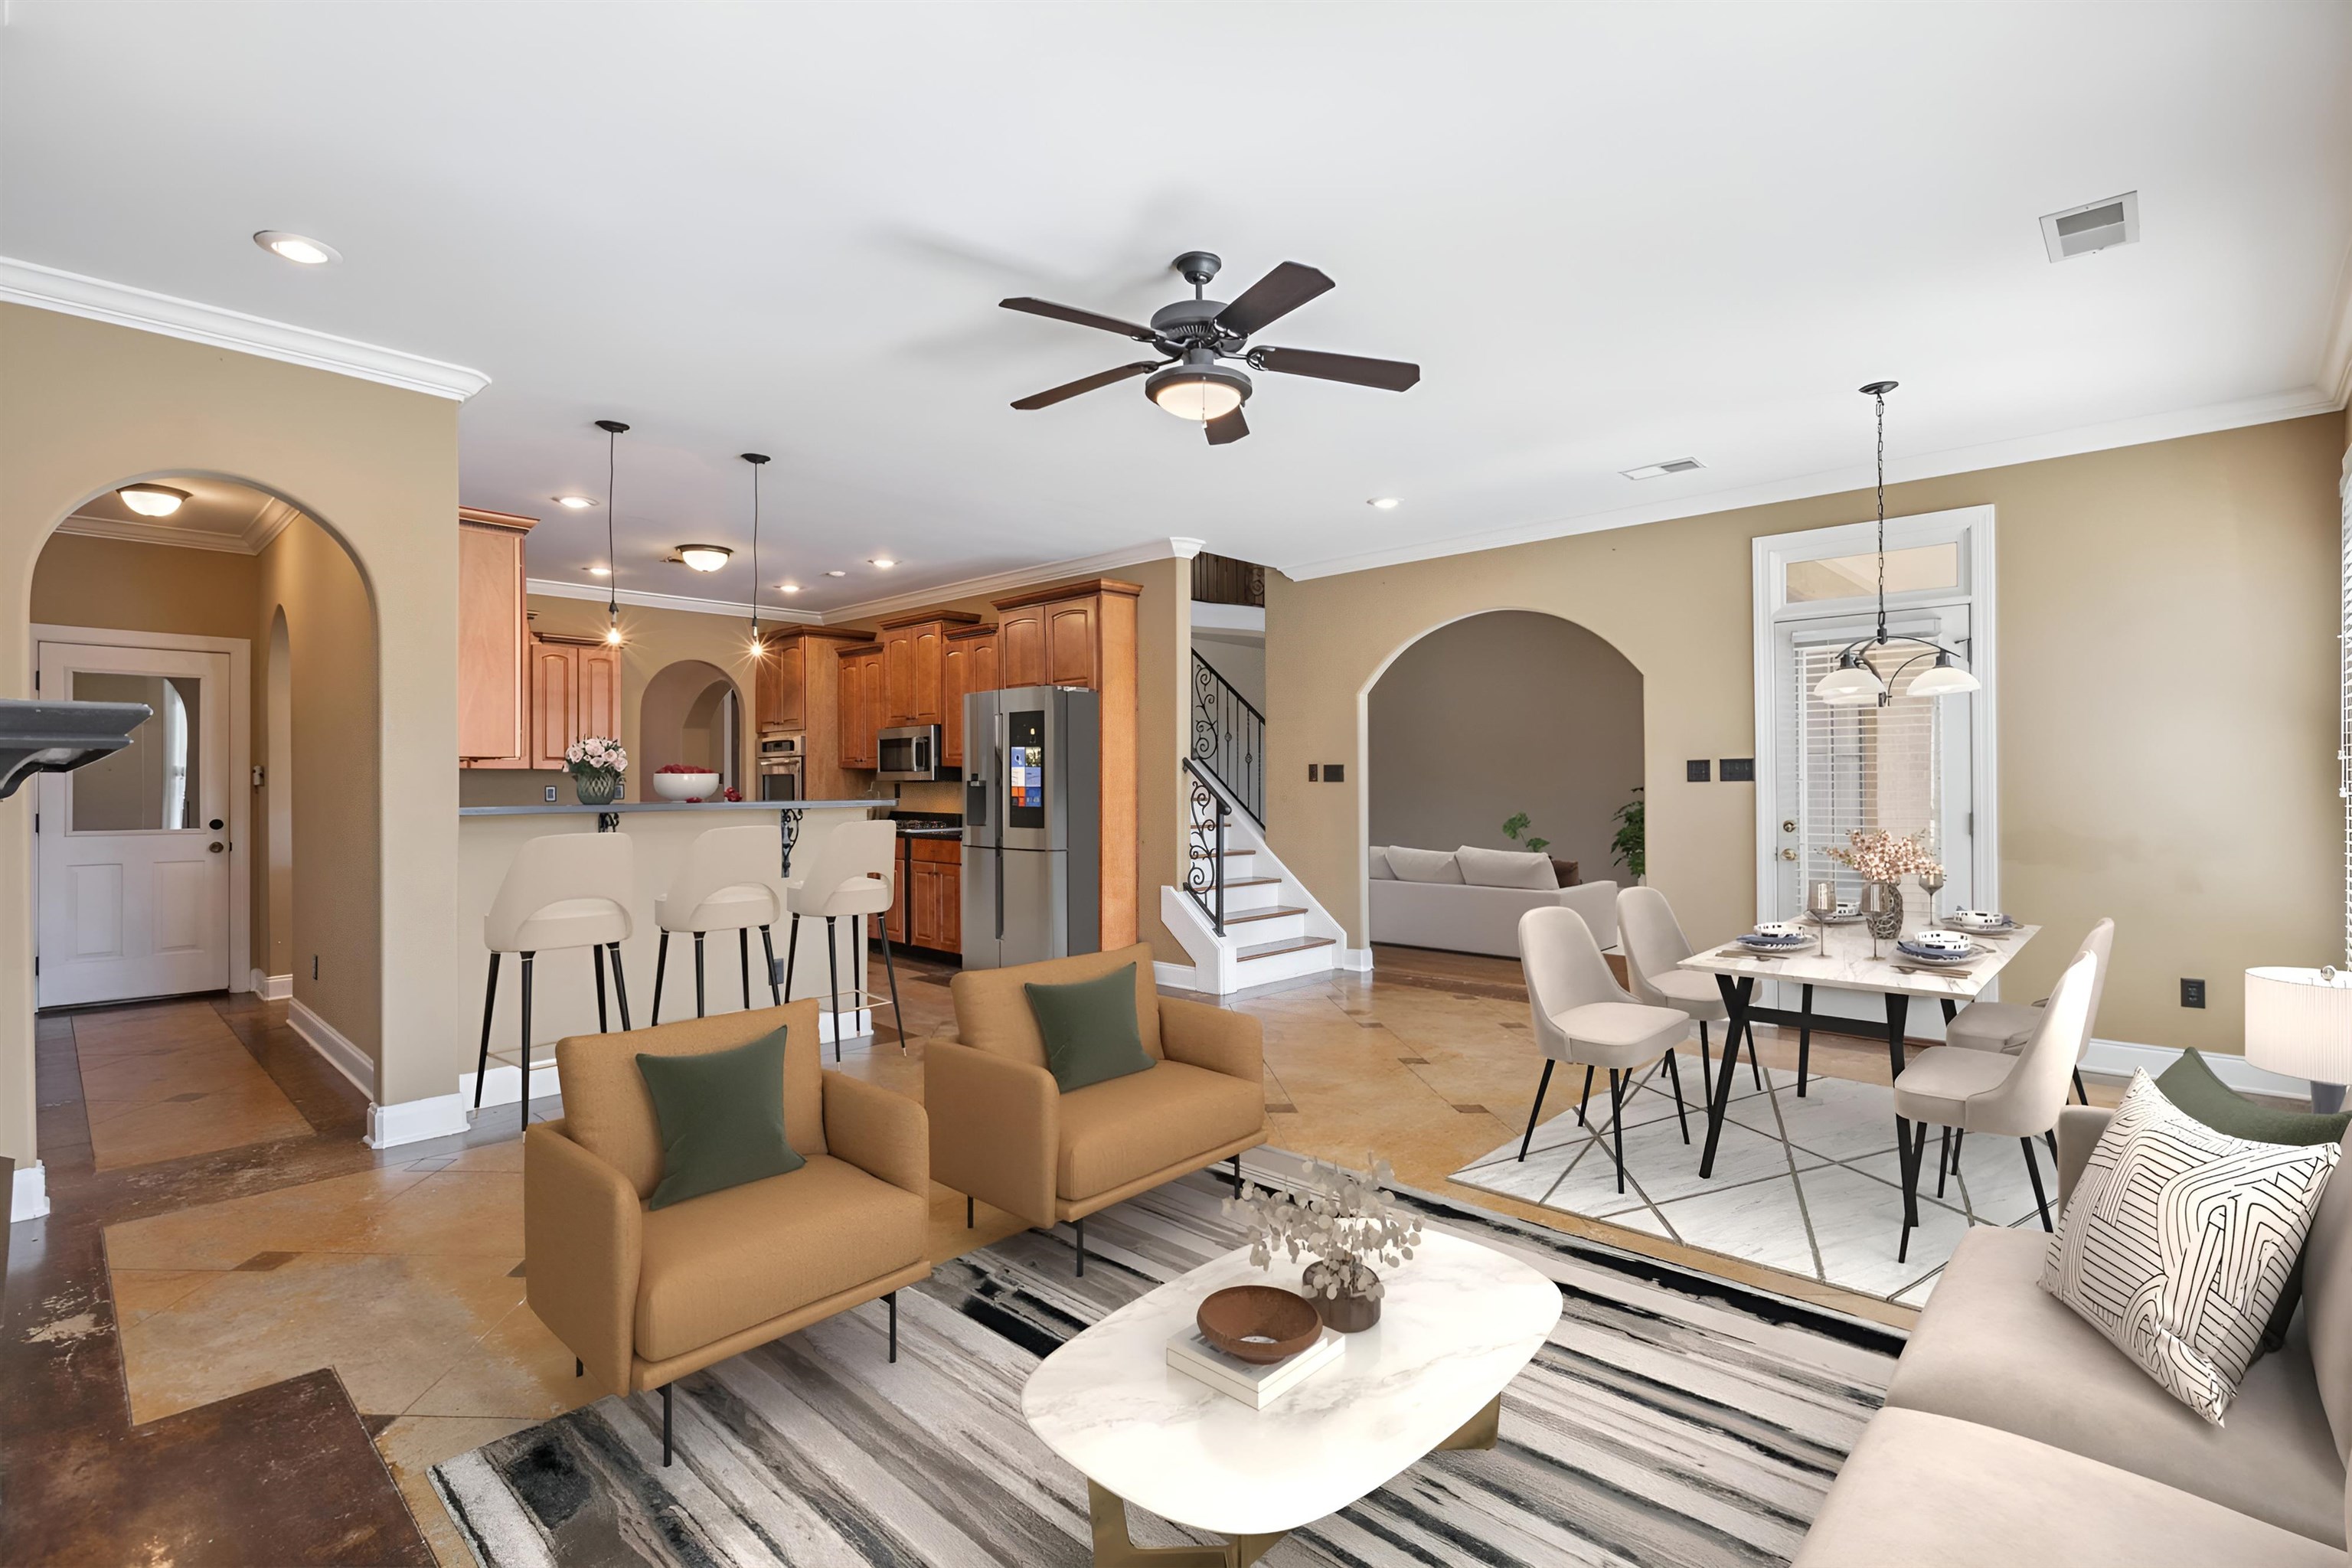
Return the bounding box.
[1677,917,2041,1001]
[1021,1228,1559,1539]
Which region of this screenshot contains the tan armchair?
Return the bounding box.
[524,997,930,1465]
[930,943,1266,1275]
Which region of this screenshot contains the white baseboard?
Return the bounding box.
[1337,947,1374,972]
[287,998,374,1097]
[249,969,292,1001]
[1153,960,1203,991]
[2080,1036,2312,1099]
[11,1161,47,1223]
[367,1094,471,1149]
[455,1005,879,1114]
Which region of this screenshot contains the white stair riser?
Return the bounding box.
[1220,882,1283,912]
[1225,914,1307,943]
[1233,945,1337,987]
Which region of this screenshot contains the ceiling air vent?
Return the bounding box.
[1621,458,1705,480]
[2040,191,2139,262]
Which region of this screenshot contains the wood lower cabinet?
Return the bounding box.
[457,508,536,766]
[529,635,622,771]
[941,625,998,767]
[874,836,960,954]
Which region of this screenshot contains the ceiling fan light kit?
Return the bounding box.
[1000,248,1419,444]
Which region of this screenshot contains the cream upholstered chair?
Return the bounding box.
[1945,917,2114,1109]
[525,997,929,1468]
[1890,949,2100,1261]
[650,824,788,1024]
[1517,906,1694,1192]
[1616,885,1760,1095]
[782,819,903,1060]
[478,831,635,1126]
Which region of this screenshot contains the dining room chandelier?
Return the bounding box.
[1811,381,1982,707]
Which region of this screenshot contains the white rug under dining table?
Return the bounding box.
[1449,1056,2054,1305]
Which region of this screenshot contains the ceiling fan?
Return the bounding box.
[1000,251,1420,445]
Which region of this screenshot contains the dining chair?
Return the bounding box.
[1517,906,1695,1194]
[1616,886,1762,1098]
[1943,917,2113,1110]
[1888,949,2100,1262]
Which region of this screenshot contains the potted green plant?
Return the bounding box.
[1611,788,1645,882]
[1501,812,1551,854]
[564,736,627,805]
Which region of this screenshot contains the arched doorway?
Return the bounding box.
[639,658,746,795]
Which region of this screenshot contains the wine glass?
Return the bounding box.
[1807,879,1839,933]
[1918,861,1947,926]
[1860,881,1896,959]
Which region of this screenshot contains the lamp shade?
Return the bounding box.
[1814,659,1885,705]
[1907,655,1981,697]
[2243,967,2352,1085]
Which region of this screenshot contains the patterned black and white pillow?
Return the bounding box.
[2041,1070,2339,1423]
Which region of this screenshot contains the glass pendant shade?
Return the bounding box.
[1814,655,1886,706]
[1908,652,1981,696]
[1150,373,1244,422]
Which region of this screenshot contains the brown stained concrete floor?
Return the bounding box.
[10,940,2140,1566]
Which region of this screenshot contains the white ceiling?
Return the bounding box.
[54,475,298,556]
[5,2,2348,615]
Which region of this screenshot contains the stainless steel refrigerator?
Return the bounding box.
[962,685,1100,969]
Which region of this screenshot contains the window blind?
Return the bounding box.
[1793,640,1943,903]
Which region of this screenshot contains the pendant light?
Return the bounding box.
[1812,382,1981,707]
[742,452,770,657]
[595,419,629,645]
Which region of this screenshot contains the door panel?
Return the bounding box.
[531,642,576,769]
[579,646,622,742]
[998,607,1044,688]
[1045,599,1096,688]
[37,641,233,1007]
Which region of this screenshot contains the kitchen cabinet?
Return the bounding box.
[991,583,1119,691]
[456,508,536,767]
[874,835,959,953]
[997,602,1045,689]
[754,635,805,730]
[760,630,873,799]
[941,624,998,767]
[837,645,884,769]
[878,611,980,728]
[529,635,622,772]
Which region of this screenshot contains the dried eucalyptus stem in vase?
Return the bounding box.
[1223,1157,1423,1302]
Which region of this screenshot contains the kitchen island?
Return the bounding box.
[455,799,885,1109]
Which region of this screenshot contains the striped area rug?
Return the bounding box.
[433,1161,1900,1566]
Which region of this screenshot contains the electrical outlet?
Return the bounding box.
[2181,978,2206,1009]
[1322,763,1345,782]
[544,785,559,803]
[1308,763,1321,782]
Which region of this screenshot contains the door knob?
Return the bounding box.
[208,841,224,854]
[209,818,224,830]
[1781,819,1797,834]
[1779,848,1798,861]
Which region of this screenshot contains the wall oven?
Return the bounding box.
[756,730,802,802]
[877,724,948,782]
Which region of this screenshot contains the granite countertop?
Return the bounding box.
[459,799,885,817]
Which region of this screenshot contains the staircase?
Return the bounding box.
[1161,656,1348,993]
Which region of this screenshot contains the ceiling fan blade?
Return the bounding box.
[999,296,1160,343]
[1214,262,1334,338]
[1010,361,1162,410]
[1204,407,1250,446]
[1251,346,1421,392]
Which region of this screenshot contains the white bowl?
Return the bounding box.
[1755,920,1808,939]
[1910,929,1973,952]
[650,770,721,801]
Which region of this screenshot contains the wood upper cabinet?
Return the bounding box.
[991,580,1137,693]
[1044,598,1097,688]
[838,645,884,769]
[755,635,806,730]
[878,611,979,727]
[940,624,998,767]
[528,635,619,771]
[456,508,535,766]
[996,602,1045,689]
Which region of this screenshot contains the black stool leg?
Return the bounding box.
[1797,985,1814,1097]
[886,1291,898,1364]
[575,1358,583,1377]
[1576,1064,1594,1125]
[661,1383,673,1467]
[693,931,707,1019]
[1517,1059,1556,1161]
[1073,1215,1086,1277]
[593,943,609,1033]
[651,932,669,1026]
[2021,1137,2053,1230]
[878,921,905,1052]
[2073,1068,2088,1105]
[966,1194,974,1229]
[785,914,800,998]
[475,952,501,1109]
[1607,1068,1626,1194]
[1664,1049,1689,1143]
[760,925,781,1005]
[826,915,843,1060]
[1230,1152,1243,1192]
[609,942,632,1029]
[739,926,752,1010]
[519,952,536,1129]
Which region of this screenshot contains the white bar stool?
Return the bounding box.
[649,823,788,1023]
[479,831,635,1126]
[781,818,904,1060]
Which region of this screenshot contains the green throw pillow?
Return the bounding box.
[635,1028,805,1210]
[1025,963,1154,1093]
[2155,1047,2350,1351]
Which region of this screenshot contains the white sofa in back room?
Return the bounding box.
[1369,844,1619,957]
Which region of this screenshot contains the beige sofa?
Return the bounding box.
[1368,845,1618,957]
[1796,1105,2352,1566]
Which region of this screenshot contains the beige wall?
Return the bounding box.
[2,304,459,1145]
[1367,610,1642,880]
[1132,557,1190,965]
[1267,414,2345,1060]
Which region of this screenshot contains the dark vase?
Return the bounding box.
[1305,1262,1380,1332]
[1864,881,1903,941]
[573,770,622,806]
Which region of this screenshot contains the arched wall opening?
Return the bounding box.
[1366,607,1645,891]
[639,658,744,794]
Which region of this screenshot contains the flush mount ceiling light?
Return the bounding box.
[824,570,847,577]
[777,583,802,595]
[253,230,340,266]
[1811,382,1981,708]
[869,557,897,570]
[583,565,611,577]
[1367,497,1401,510]
[554,495,596,510]
[117,483,190,517]
[675,544,732,573]
[1621,458,1705,480]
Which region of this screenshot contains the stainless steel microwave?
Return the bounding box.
[876,724,949,781]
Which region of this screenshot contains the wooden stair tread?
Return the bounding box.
[1224,905,1307,924]
[1235,936,1337,961]
[1223,876,1282,888]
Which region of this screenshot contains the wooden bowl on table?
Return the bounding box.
[1197,1285,1322,1364]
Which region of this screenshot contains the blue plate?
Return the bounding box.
[1896,942,1975,965]
[1738,933,1810,949]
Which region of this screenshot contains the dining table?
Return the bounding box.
[1675,917,2043,1223]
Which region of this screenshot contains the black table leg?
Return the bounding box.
[1796,984,1814,1097]
[1939,997,1957,1025]
[1886,992,1914,1230]
[1697,973,1754,1178]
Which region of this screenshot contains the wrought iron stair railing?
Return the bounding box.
[1183,757,1231,936]
[1191,650,1264,828]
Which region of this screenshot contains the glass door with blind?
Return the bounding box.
[1752,507,1997,1026]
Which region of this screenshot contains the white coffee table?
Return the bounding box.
[1021,1227,1560,1566]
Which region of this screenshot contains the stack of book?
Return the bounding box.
[1166,1322,1345,1409]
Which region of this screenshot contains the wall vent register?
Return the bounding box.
[2040,191,2140,261]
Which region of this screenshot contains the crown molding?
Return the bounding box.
[2323,233,2352,411]
[246,496,302,553]
[53,511,253,554]
[819,536,1205,622]
[0,256,491,402]
[526,577,825,623]
[1279,384,2346,581]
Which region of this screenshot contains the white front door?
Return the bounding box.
[36,641,234,1007]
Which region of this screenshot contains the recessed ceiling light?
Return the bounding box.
[554,495,596,510]
[777,583,802,594]
[1367,497,1401,510]
[825,570,847,577]
[675,544,732,573]
[117,483,191,517]
[870,558,897,570]
[253,230,340,266]
[1620,458,1705,480]
[584,565,611,577]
